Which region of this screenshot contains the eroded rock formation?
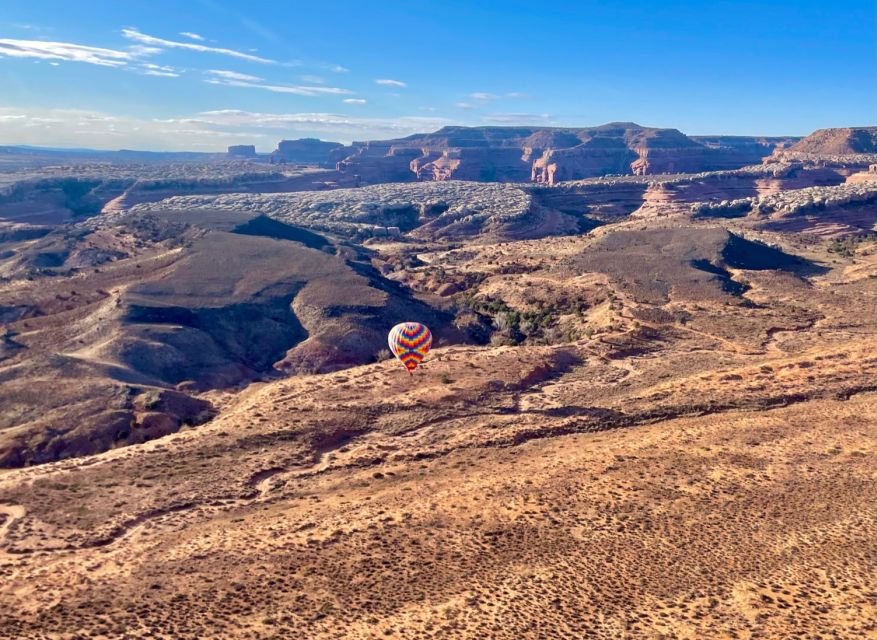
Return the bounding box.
[270,138,344,166]
[769,127,877,167]
[329,123,793,185]
[227,145,256,158]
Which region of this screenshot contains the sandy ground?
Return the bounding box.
[0,318,873,639]
[0,186,874,638]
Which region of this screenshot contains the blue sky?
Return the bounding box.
[0,0,873,151]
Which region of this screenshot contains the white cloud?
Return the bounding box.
[143,69,179,77]
[330,65,349,73]
[127,44,163,57]
[375,78,406,87]
[470,92,499,102]
[299,74,325,84]
[0,38,134,67]
[141,63,181,77]
[121,28,275,64]
[206,69,262,82]
[194,109,455,139]
[506,92,527,98]
[0,107,271,150]
[343,98,367,105]
[204,75,353,96]
[455,102,477,110]
[179,32,206,41]
[0,106,456,150]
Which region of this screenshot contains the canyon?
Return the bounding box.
[0,124,873,639]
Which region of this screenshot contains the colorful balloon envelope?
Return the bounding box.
[388,322,432,372]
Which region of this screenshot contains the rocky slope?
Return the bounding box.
[130,181,580,243]
[1,135,875,638]
[787,127,877,155]
[692,179,877,235]
[133,162,861,246]
[770,127,877,166]
[0,208,453,467]
[0,164,345,231]
[532,162,852,222]
[0,214,873,638]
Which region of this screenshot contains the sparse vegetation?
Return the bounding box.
[132,180,537,241]
[827,233,876,258]
[0,135,874,640]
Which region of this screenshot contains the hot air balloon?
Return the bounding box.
[388,322,432,374]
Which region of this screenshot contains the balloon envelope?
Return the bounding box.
[388,322,432,372]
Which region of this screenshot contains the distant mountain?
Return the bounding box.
[269,138,344,166]
[324,124,799,185]
[0,145,224,163]
[0,144,108,154]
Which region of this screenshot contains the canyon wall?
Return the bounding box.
[270,138,344,166]
[328,123,794,185]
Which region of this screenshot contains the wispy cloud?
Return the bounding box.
[141,63,181,77]
[0,107,271,150]
[375,78,406,87]
[194,109,454,138]
[330,64,349,73]
[343,98,367,105]
[122,28,276,64]
[206,69,261,82]
[142,69,179,77]
[0,106,457,150]
[204,73,353,96]
[455,102,477,110]
[0,38,134,67]
[299,74,325,84]
[179,32,206,41]
[470,92,499,102]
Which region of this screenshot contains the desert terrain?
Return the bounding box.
[0,125,874,639]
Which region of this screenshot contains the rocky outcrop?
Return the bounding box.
[692,135,799,162]
[270,138,344,166]
[0,388,215,468]
[335,142,423,183]
[332,124,790,185]
[134,180,542,242]
[0,208,457,467]
[786,127,877,155]
[691,180,877,225]
[534,163,852,221]
[535,127,793,182]
[769,128,877,167]
[414,147,531,182]
[531,138,638,183]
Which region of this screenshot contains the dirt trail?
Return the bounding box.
[0,503,25,555]
[100,183,136,214]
